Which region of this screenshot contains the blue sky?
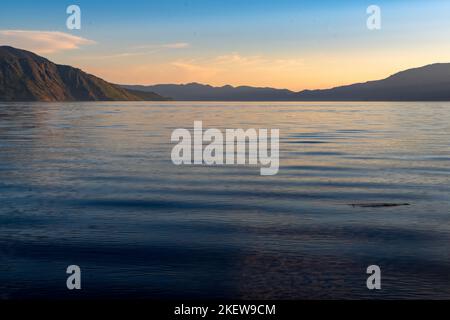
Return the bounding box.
[1,0,450,89]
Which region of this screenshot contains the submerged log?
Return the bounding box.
[349,203,410,208]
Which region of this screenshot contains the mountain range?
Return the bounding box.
[0,46,166,102]
[123,64,450,101]
[2,46,450,102]
[122,83,297,101]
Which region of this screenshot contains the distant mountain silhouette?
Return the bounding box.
[0,46,166,102]
[295,63,450,101]
[122,83,296,101]
[123,63,450,101]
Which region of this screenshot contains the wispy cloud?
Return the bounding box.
[167,53,305,87]
[0,30,95,54]
[133,42,190,50]
[171,59,221,78]
[213,53,304,69]
[82,42,190,60]
[162,42,190,49]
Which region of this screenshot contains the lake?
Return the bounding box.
[0,101,449,299]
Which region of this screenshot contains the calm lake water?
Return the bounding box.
[0,101,449,299]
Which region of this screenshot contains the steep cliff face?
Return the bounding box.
[0,46,164,101]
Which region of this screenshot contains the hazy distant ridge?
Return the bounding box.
[122,83,297,101]
[295,63,450,101]
[123,63,450,101]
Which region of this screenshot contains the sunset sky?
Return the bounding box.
[1,0,450,90]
